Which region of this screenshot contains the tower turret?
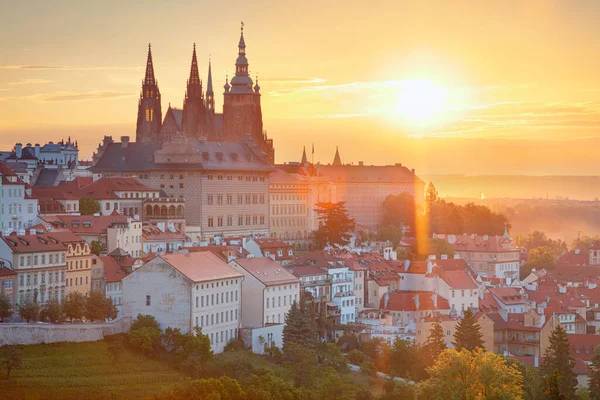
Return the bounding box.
[136,44,163,143]
[333,146,342,166]
[206,57,215,114]
[182,43,207,139]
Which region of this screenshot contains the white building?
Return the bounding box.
[328,264,356,324]
[122,251,243,353]
[1,163,38,233]
[229,257,300,327]
[433,270,480,314]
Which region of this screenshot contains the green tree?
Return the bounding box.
[505,358,544,400]
[283,342,317,387]
[521,246,558,279]
[282,299,315,353]
[90,240,105,256]
[389,338,426,381]
[17,300,40,322]
[243,373,297,400]
[571,235,600,251]
[452,308,484,351]
[427,238,455,258]
[382,192,417,231]
[79,196,100,215]
[426,182,439,206]
[360,360,376,377]
[543,370,567,400]
[313,202,356,248]
[318,370,358,400]
[178,327,213,378]
[421,348,524,400]
[376,225,403,247]
[316,342,348,372]
[380,381,416,400]
[347,349,366,365]
[130,314,160,331]
[519,231,567,253]
[587,345,600,400]
[577,387,591,400]
[63,292,86,321]
[423,318,446,367]
[223,338,244,352]
[40,297,64,323]
[541,325,578,399]
[85,290,116,322]
[0,346,23,380]
[156,376,244,400]
[0,293,13,322]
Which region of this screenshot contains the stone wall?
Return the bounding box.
[0,316,131,346]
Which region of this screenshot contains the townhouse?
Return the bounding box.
[122,251,243,353]
[243,238,294,266]
[141,222,187,255]
[0,162,38,233]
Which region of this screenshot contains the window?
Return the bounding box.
[207,195,213,205]
[179,183,184,189]
[146,295,151,306]
[260,194,265,204]
[227,216,233,226]
[246,216,251,225]
[208,217,214,227]
[245,194,251,204]
[217,217,223,227]
[238,216,243,225]
[227,195,232,205]
[252,194,257,204]
[217,195,223,205]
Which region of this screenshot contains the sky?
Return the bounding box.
[2,0,600,175]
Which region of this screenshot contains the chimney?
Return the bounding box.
[384,292,389,308]
[441,254,448,260]
[404,259,410,272]
[121,136,130,148]
[34,143,41,158]
[448,234,456,244]
[483,234,489,241]
[429,255,436,260]
[15,143,23,158]
[575,249,580,255]
[432,293,438,308]
[29,229,36,235]
[413,294,420,310]
[427,261,433,274]
[411,168,415,174]
[358,161,364,166]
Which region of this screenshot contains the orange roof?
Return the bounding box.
[160,252,243,283]
[488,287,526,305]
[436,270,478,289]
[1,233,67,253]
[381,291,450,312]
[232,257,299,286]
[99,256,128,283]
[433,258,470,272]
[39,214,131,235]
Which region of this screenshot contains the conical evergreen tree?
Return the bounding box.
[283,301,303,353]
[424,318,446,366]
[299,296,317,349]
[452,309,484,351]
[543,370,567,400]
[541,325,577,399]
[588,345,600,400]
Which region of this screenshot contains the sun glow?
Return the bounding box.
[394,79,449,122]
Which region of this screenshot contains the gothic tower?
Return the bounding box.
[222,23,265,148]
[136,44,162,143]
[205,58,216,140]
[182,44,207,139]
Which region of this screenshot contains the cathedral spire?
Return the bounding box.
[301,146,308,164]
[206,56,213,95]
[144,43,156,85]
[188,43,201,85]
[333,146,342,166]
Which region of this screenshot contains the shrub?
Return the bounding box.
[361,361,377,377]
[347,349,366,365]
[224,338,244,352]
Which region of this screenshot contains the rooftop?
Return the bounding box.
[232,257,299,286]
[160,251,243,283]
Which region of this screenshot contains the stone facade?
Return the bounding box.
[269,170,311,245]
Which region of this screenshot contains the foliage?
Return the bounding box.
[360,360,376,377]
[337,334,360,351]
[85,290,117,322]
[505,358,544,400]
[426,182,439,207]
[79,196,100,215]
[571,235,600,251]
[423,319,446,367]
[360,337,387,360]
[1,346,23,380]
[63,292,86,321]
[313,202,356,248]
[382,192,418,231]
[587,345,600,400]
[427,238,455,258]
[429,200,509,236]
[40,298,64,323]
[318,369,359,400]
[521,246,559,279]
[347,349,366,365]
[0,293,13,322]
[107,335,125,364]
[129,326,162,355]
[452,308,484,351]
[421,348,524,400]
[283,342,316,387]
[518,230,568,253]
[389,338,427,381]
[282,300,315,353]
[90,240,105,256]
[315,342,348,373]
[543,370,566,400]
[380,380,416,400]
[156,376,245,400]
[177,327,213,378]
[131,314,161,331]
[223,338,245,352]
[541,325,578,399]
[577,386,591,400]
[376,225,403,247]
[243,373,297,400]
[17,300,40,323]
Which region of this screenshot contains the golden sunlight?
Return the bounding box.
[394,79,449,123]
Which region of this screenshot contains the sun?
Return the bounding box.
[394,79,449,123]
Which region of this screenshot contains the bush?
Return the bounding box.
[131,314,161,332]
[361,361,377,377]
[40,298,64,323]
[224,338,244,352]
[18,300,40,322]
[347,349,366,365]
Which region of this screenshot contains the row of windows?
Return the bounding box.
[20,271,65,286]
[20,287,63,305]
[195,309,239,326]
[4,203,35,214]
[3,188,24,197]
[271,204,307,215]
[206,329,237,346]
[207,194,265,205]
[265,294,298,309]
[4,219,35,230]
[68,259,90,270]
[207,215,265,228]
[121,191,157,199]
[196,280,239,290]
[66,276,88,287]
[451,290,476,298]
[271,194,307,201]
[195,290,239,308]
[19,253,66,267]
[160,183,184,189]
[271,218,306,228]
[207,175,266,182]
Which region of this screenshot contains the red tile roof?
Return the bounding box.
[569,334,600,361]
[0,266,16,277]
[488,287,526,305]
[39,214,132,235]
[557,249,589,267]
[287,264,327,277]
[99,256,128,283]
[1,233,68,253]
[432,258,471,272]
[436,270,478,289]
[232,257,299,286]
[435,234,517,253]
[381,291,450,312]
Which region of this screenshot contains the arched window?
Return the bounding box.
[146,205,153,216]
[168,205,176,215]
[160,205,167,216]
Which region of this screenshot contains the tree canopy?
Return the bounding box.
[313,202,355,248]
[79,196,101,215]
[0,293,13,322]
[541,325,578,399]
[452,309,484,351]
[423,319,446,367]
[382,192,418,231]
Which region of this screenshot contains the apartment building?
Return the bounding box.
[0,162,38,233]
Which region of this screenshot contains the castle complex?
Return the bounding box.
[135,24,274,163]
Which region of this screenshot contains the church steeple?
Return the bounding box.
[206,57,214,113]
[144,44,156,85]
[230,21,254,93]
[188,43,201,85]
[136,43,162,143]
[333,146,342,166]
[301,146,308,164]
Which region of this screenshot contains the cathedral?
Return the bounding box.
[135,24,274,163]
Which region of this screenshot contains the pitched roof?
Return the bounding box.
[436,234,517,253]
[1,233,68,253]
[0,266,16,277]
[381,291,450,312]
[39,214,132,235]
[318,163,423,184]
[436,270,478,289]
[286,264,327,277]
[232,257,299,286]
[99,256,128,283]
[160,251,242,283]
[433,258,471,272]
[488,287,526,305]
[557,249,589,267]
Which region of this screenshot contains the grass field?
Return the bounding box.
[1,338,187,400]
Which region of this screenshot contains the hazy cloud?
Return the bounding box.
[259,77,326,84]
[0,65,140,71]
[8,78,54,85]
[0,91,135,102]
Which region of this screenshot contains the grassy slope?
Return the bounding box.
[1,340,187,400]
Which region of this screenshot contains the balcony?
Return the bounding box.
[334,291,355,298]
[507,336,539,345]
[331,277,353,284]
